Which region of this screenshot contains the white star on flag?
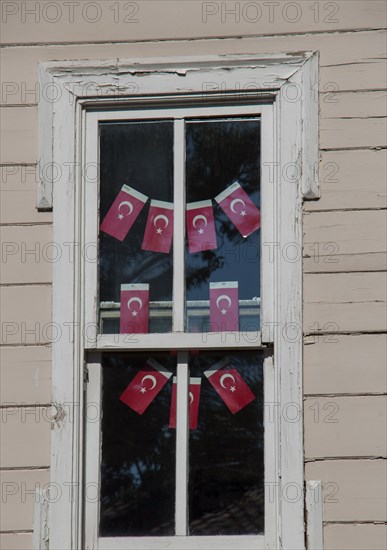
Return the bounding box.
[221,308,227,315]
[240,210,246,217]
[140,387,147,394]
[197,228,204,234]
[156,228,163,234]
[118,213,124,220]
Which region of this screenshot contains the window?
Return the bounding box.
[83,105,273,548]
[39,52,318,550]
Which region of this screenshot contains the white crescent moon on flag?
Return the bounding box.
[220,373,236,389]
[141,374,157,390]
[189,392,194,404]
[192,214,208,229]
[118,200,134,215]
[153,214,169,228]
[127,297,143,311]
[216,294,232,310]
[230,197,246,214]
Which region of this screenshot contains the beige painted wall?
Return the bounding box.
[1,1,386,548]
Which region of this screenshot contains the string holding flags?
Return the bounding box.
[119,356,256,424]
[100,180,260,251]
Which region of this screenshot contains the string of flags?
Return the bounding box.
[100,180,261,253]
[119,357,256,429]
[119,280,239,333]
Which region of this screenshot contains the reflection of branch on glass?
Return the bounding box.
[186,249,224,290]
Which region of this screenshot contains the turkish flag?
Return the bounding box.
[204,358,255,414]
[210,281,239,332]
[169,377,201,430]
[119,358,172,415]
[215,181,260,238]
[142,200,174,254]
[100,184,148,241]
[186,200,217,253]
[120,283,149,334]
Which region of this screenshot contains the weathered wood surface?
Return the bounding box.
[304,333,387,395]
[1,30,386,107]
[0,533,33,550]
[303,210,387,273]
[0,469,49,531]
[1,1,385,45]
[304,272,387,333]
[304,396,387,458]
[0,225,54,284]
[0,406,51,468]
[305,149,387,211]
[324,524,387,550]
[0,346,51,405]
[0,285,51,345]
[305,459,387,521]
[0,165,52,224]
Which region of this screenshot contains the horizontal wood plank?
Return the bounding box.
[1,1,385,46]
[304,272,387,333]
[320,117,387,149]
[0,346,51,405]
[305,149,387,211]
[0,469,49,531]
[0,165,52,224]
[304,396,387,459]
[0,406,51,468]
[303,210,387,273]
[320,90,387,119]
[0,533,33,550]
[324,524,387,550]
[0,107,36,164]
[0,225,53,284]
[0,285,51,345]
[305,459,386,522]
[304,333,387,395]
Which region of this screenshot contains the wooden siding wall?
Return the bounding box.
[1,1,386,548]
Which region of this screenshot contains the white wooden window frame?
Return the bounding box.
[38,51,319,550]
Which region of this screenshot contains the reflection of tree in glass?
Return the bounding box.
[186,119,261,297]
[99,351,264,537]
[100,353,176,536]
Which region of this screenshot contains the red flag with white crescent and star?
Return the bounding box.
[186,200,217,253]
[209,281,239,332]
[215,181,260,238]
[141,200,174,254]
[204,358,255,414]
[169,377,201,430]
[120,283,149,334]
[119,358,173,415]
[100,184,148,241]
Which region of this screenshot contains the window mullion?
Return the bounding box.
[175,350,189,535]
[172,118,186,332]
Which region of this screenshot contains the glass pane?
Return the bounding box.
[99,352,176,536]
[185,118,261,333]
[188,350,264,535]
[99,121,173,334]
